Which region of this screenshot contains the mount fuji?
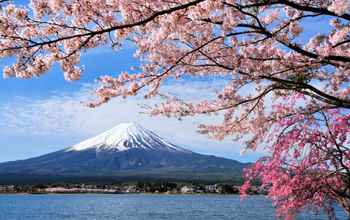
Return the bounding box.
[0,123,249,183]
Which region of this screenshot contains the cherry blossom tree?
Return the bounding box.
[240,104,350,219]
[0,0,349,219]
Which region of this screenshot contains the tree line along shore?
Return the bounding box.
[0,182,267,195]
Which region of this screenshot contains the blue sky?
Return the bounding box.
[0,1,333,164]
[0,40,262,163]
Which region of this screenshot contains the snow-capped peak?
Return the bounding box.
[65,122,188,153]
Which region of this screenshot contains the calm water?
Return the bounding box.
[0,194,348,220]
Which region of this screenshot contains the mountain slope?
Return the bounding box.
[0,123,249,183]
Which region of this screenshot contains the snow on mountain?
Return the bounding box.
[65,122,189,153]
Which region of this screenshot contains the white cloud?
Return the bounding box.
[0,80,218,135]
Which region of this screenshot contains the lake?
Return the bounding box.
[0,194,347,219]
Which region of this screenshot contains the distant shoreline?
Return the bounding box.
[0,182,267,195]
